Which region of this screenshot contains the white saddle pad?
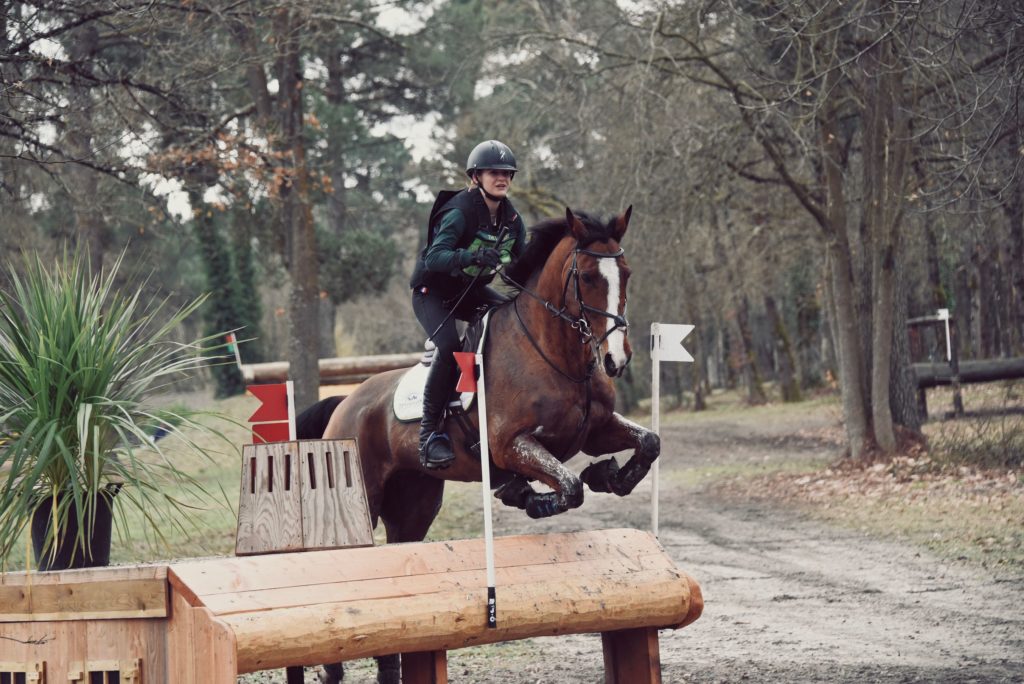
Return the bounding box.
[393,362,475,422]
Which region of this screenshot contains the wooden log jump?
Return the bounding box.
[1,528,702,683]
[242,352,422,384]
[913,357,1024,389]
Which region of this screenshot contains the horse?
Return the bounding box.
[300,206,660,684]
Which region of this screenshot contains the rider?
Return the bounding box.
[410,139,527,470]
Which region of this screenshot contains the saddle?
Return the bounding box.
[392,313,490,423]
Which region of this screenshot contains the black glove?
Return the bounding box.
[469,247,502,269]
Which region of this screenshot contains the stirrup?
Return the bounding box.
[420,431,455,470]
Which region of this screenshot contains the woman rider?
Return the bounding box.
[409,140,527,470]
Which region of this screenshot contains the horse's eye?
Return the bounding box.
[580,272,594,284]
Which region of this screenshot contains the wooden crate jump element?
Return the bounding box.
[168,527,703,682]
[235,439,373,555]
[0,565,168,683]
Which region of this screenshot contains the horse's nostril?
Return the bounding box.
[604,354,617,375]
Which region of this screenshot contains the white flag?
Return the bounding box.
[652,323,694,362]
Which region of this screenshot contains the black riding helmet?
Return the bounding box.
[465,140,518,179]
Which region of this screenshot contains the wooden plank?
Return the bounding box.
[166,589,196,683]
[191,605,237,684]
[0,619,88,683]
[236,442,303,555]
[173,528,659,598]
[401,650,447,684]
[0,577,167,622]
[0,661,45,682]
[200,553,670,616]
[83,619,166,682]
[226,566,695,673]
[0,564,166,587]
[602,627,661,684]
[299,440,373,549]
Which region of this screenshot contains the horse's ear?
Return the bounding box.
[566,207,587,241]
[613,205,633,241]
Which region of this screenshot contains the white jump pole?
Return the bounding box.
[649,322,695,540]
[475,348,498,628]
[651,323,662,539]
[286,380,297,441]
[938,308,952,362]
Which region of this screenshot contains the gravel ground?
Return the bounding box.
[243,406,1024,683]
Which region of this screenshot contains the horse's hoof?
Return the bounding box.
[495,478,533,509]
[580,457,619,493]
[526,494,562,519]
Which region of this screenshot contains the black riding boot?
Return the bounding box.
[419,353,456,469]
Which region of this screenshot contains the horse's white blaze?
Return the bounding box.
[598,257,627,368]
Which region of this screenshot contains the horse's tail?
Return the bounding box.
[295,396,344,439]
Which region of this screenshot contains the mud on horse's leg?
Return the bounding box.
[580,414,660,496]
[501,434,583,518]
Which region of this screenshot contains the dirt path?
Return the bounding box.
[438,408,1024,683]
[285,406,1023,683]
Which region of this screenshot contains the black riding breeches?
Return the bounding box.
[411,285,506,358]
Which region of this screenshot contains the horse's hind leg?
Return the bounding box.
[580,413,660,496]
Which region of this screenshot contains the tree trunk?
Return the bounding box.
[765,295,801,402]
[735,296,768,405]
[189,187,246,397]
[277,10,320,410]
[64,23,105,273]
[820,91,869,458]
[1006,127,1024,354]
[975,234,996,358]
[890,243,922,432]
[864,35,907,454]
[711,210,766,404]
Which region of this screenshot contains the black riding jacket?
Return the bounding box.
[409,188,527,299]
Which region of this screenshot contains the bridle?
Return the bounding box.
[500,241,630,383]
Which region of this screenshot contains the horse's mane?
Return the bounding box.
[505,211,619,285]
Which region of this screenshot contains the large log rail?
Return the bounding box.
[912,358,1024,389]
[1,528,703,683]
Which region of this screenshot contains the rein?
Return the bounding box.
[499,241,630,458]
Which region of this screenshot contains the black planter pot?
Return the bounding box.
[30,486,119,571]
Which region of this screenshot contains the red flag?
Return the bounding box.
[252,421,291,445]
[248,383,289,423]
[453,352,478,393]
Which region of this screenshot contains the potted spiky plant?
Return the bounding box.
[0,251,230,571]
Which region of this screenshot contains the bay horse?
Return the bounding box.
[303,206,658,683]
[310,206,658,537]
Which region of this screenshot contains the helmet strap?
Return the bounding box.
[480,186,504,203]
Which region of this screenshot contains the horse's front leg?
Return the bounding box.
[496,434,583,518]
[580,413,660,496]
